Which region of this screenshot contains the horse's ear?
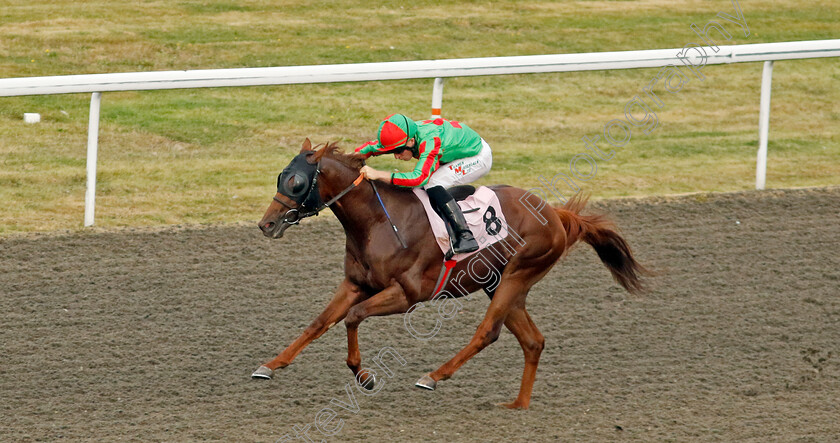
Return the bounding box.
[301,138,312,153]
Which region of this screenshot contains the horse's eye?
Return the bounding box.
[288,174,307,194]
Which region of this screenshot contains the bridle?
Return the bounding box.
[274,158,364,226]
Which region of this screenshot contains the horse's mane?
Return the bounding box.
[310,141,366,170]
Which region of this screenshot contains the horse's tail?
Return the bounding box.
[553,194,649,294]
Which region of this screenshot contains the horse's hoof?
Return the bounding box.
[357,372,376,391]
[495,401,528,410]
[251,365,274,379]
[414,374,437,391]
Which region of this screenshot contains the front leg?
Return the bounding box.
[252,279,363,379]
[417,279,524,390]
[345,283,411,388]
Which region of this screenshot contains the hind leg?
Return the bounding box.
[500,308,544,409]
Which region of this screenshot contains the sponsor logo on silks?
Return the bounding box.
[448,159,480,175]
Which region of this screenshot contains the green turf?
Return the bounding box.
[1,0,838,234]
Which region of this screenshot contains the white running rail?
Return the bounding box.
[1,39,838,225]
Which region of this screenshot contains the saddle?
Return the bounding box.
[413,186,509,262]
[448,185,476,202]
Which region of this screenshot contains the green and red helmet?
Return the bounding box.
[375,114,418,153]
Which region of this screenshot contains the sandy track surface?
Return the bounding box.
[2,187,839,442]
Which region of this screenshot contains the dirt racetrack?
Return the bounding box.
[2,187,839,442]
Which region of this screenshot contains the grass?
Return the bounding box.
[0,0,839,235]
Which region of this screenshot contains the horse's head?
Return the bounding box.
[258,138,324,239]
[259,139,367,239]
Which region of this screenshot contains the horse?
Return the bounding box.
[254,139,648,409]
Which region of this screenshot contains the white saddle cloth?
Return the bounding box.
[413,186,510,261]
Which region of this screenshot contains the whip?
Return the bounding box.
[369,180,408,249]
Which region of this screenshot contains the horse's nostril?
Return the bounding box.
[260,221,275,232]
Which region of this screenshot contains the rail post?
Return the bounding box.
[431,77,445,119]
[84,92,101,226]
[755,61,774,190]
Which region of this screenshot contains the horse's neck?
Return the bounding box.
[320,164,379,244]
[330,187,375,238]
[322,165,414,252]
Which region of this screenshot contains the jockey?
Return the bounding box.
[356,113,493,254]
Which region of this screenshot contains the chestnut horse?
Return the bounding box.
[254,139,647,409]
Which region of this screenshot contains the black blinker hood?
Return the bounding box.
[276,153,323,210]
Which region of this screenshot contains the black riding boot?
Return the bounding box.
[426,186,479,255]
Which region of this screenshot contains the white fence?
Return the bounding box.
[1,39,839,226]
